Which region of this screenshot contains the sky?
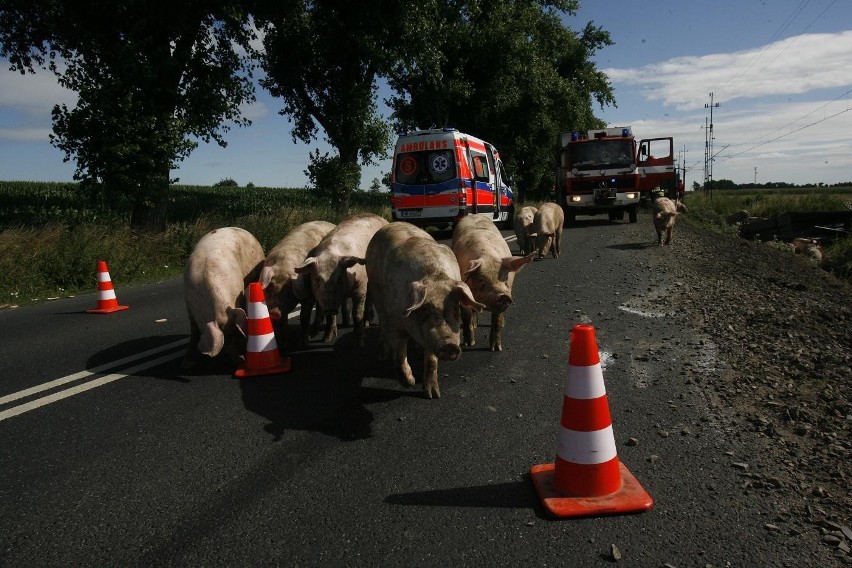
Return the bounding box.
[1,0,851,189]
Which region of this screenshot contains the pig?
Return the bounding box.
[451,215,534,351]
[182,227,265,369]
[295,213,388,347]
[532,202,564,259]
[652,197,687,245]
[363,222,484,398]
[259,220,336,346]
[513,206,538,255]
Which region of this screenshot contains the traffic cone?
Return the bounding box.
[530,324,653,518]
[234,282,291,377]
[86,261,129,314]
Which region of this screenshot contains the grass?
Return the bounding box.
[1,183,851,307]
[0,180,391,307]
[682,188,852,281]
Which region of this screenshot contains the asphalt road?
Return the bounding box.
[0,217,828,567]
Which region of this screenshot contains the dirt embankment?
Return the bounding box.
[655,219,851,561]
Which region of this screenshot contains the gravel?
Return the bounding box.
[648,218,851,561]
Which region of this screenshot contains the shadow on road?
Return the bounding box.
[384,479,538,511]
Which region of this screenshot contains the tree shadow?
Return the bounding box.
[85,334,192,383]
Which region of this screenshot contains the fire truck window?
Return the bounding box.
[395,150,457,185]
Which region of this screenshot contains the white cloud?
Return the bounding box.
[605,31,852,110]
[0,64,77,112]
[0,127,53,142]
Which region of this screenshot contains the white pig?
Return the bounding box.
[513,206,538,255]
[363,222,484,398]
[182,227,265,369]
[652,197,687,246]
[451,215,534,351]
[532,202,564,259]
[259,220,335,345]
[295,213,388,347]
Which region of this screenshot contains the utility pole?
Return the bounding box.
[705,93,720,198]
[703,117,709,196]
[754,166,757,186]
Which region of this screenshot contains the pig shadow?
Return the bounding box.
[607,242,657,251]
[237,324,425,442]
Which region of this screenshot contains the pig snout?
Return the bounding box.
[495,294,512,312]
[436,343,461,361]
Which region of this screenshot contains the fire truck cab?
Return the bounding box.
[390,128,514,229]
[556,127,675,224]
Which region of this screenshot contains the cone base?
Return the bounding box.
[529,461,653,518]
[234,356,292,378]
[86,305,129,314]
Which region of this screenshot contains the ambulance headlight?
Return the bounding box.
[570,196,582,203]
[626,193,637,199]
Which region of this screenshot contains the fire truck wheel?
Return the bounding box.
[628,205,638,223]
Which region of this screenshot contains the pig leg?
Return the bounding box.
[423,351,441,399]
[489,310,505,352]
[352,292,367,348]
[394,332,416,387]
[461,306,477,346]
[665,226,673,245]
[322,312,338,342]
[298,299,315,346]
[181,318,203,370]
[554,230,562,257]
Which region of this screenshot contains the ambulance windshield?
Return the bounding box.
[568,140,633,170]
[395,150,457,185]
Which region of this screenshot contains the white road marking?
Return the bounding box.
[0,340,187,422]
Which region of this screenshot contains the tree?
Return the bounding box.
[255,1,395,212]
[386,0,614,201]
[0,0,256,230]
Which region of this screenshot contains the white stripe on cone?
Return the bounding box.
[100,289,117,301]
[97,272,111,282]
[565,364,607,399]
[247,332,277,353]
[557,425,618,465]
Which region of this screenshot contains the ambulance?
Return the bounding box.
[390,128,514,229]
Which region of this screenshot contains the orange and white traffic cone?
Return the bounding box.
[530,324,653,518]
[234,282,291,378]
[86,260,129,314]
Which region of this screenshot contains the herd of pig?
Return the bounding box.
[181,202,566,398]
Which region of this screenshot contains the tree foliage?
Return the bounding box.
[386,0,615,200]
[255,0,395,211]
[0,0,256,230]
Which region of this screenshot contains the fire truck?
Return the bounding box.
[390,128,514,229]
[556,127,675,224]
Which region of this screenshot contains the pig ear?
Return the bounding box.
[340,256,366,268]
[403,281,428,317]
[462,258,483,280]
[452,282,486,312]
[227,306,248,338]
[502,253,534,272]
[295,257,317,275]
[199,321,225,357]
[259,266,275,288]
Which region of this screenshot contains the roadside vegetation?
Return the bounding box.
[0,181,388,308]
[682,187,852,281]
[2,182,851,308]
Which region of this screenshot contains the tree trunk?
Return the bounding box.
[130,167,170,232]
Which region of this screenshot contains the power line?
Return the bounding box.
[717,102,852,164]
[724,0,811,89]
